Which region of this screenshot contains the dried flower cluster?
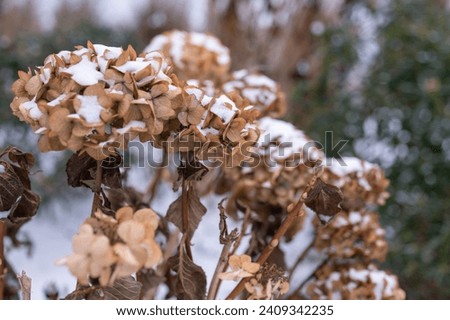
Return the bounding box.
[10,41,260,164]
[10,42,179,159]
[144,30,287,120]
[322,157,390,211]
[305,262,405,300]
[213,117,324,242]
[59,207,162,286]
[314,209,388,261]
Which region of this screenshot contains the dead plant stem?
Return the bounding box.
[207,241,233,300]
[181,178,193,260]
[90,159,103,217]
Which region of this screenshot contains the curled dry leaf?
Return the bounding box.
[0,147,40,237]
[167,250,207,300]
[166,186,207,239]
[305,178,343,225]
[66,152,122,190]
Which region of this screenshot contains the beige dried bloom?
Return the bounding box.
[305,262,405,300]
[218,254,260,281]
[144,30,231,82]
[222,69,286,119]
[314,209,388,261]
[58,224,116,286]
[113,208,162,280]
[59,206,162,286]
[322,157,390,211]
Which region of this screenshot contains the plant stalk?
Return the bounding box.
[207,241,233,300]
[181,177,193,260]
[90,159,103,217]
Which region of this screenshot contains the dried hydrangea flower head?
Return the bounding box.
[322,157,390,211]
[10,42,180,160]
[314,209,388,261]
[170,86,261,167]
[59,206,162,286]
[218,117,324,217]
[222,69,286,119]
[305,262,405,300]
[144,30,231,83]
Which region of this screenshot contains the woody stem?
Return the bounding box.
[207,241,233,300]
[181,177,193,260]
[90,159,103,217]
[225,192,308,300]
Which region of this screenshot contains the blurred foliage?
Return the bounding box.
[296,0,450,299]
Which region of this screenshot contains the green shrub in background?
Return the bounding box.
[295,0,450,299]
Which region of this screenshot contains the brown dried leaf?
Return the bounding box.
[8,188,40,224]
[0,161,24,211]
[1,147,35,171]
[102,276,143,300]
[167,251,207,300]
[166,187,206,239]
[66,152,122,190]
[104,187,146,212]
[305,178,343,225]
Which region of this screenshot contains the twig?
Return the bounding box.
[90,159,103,217]
[207,241,233,300]
[226,175,318,300]
[230,207,252,256]
[0,220,5,300]
[181,177,193,260]
[17,271,32,300]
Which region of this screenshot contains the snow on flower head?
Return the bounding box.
[144,30,231,82]
[10,42,178,160]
